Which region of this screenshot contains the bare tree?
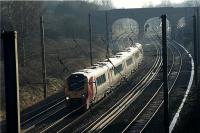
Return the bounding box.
[160,0,172,7]
[183,0,199,7]
[1,1,44,66]
[194,0,200,6]
[90,0,113,10]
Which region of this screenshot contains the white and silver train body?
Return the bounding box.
[64,44,143,109]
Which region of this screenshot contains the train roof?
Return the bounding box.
[68,45,141,78]
[72,61,110,76]
[135,43,142,49]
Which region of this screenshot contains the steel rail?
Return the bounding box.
[37,32,133,133]
[38,31,152,133]
[22,29,129,132]
[57,35,161,133]
[21,99,65,126]
[21,96,65,121]
[39,104,86,133]
[80,40,162,133]
[91,35,171,133]
[22,100,66,132]
[121,38,183,133]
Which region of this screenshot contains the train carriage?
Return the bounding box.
[64,44,143,109]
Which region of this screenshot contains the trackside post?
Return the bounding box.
[40,16,47,98]
[193,15,198,89]
[1,31,21,133]
[197,8,199,66]
[161,14,169,133]
[88,13,93,66]
[105,11,110,58]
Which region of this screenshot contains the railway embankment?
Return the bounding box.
[0,38,107,121]
[173,81,200,133]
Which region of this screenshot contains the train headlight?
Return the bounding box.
[81,94,86,98]
[66,96,70,100]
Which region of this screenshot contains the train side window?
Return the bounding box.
[114,64,123,75]
[126,57,133,66]
[96,74,106,86]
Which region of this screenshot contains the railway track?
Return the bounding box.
[75,35,176,133]
[79,43,163,133]
[121,39,183,133]
[0,27,192,133]
[21,96,66,132]
[20,32,136,132]
[56,35,185,133]
[22,33,153,133]
[143,40,194,133]
[31,32,146,133]
[22,100,66,132]
[88,37,185,133]
[52,36,162,133]
[21,96,64,120]
[22,32,162,133]
[38,104,86,133]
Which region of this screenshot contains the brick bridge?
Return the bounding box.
[91,7,197,40]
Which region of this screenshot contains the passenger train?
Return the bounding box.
[64,43,143,109]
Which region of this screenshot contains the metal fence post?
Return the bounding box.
[1,31,21,133]
[161,14,169,133]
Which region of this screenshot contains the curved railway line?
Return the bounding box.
[20,30,131,132]
[74,37,164,133]
[121,39,183,133]
[37,32,153,133]
[19,32,192,133]
[20,31,137,132]
[56,36,189,133]
[49,35,162,133]
[60,36,173,133]
[143,40,194,133]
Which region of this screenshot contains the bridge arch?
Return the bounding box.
[111,18,139,52]
[92,7,195,41]
[143,17,171,38]
[111,18,139,38]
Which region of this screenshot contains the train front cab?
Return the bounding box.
[65,73,88,109]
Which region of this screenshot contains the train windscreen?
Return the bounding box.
[67,74,87,91]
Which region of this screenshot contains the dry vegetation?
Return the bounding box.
[0,0,111,121]
[0,37,107,120]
